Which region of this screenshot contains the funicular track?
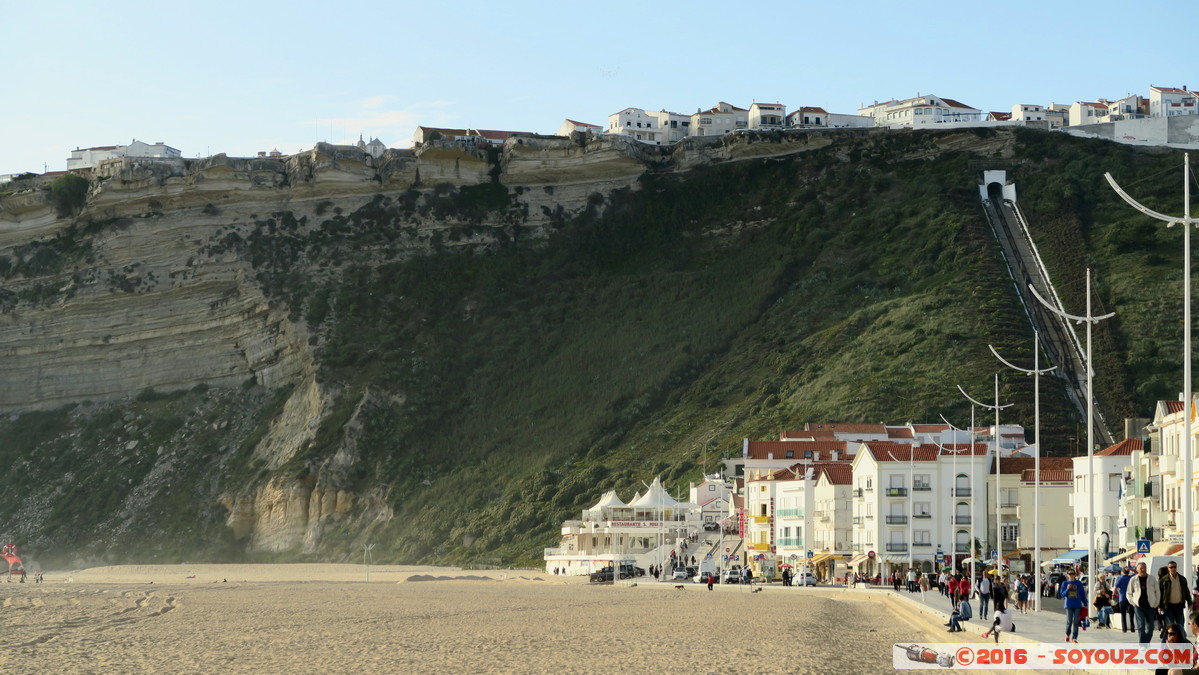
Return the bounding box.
[979,173,1116,447]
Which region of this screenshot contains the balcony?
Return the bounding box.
[953,487,972,497]
[886,487,908,497]
[776,508,803,518]
[751,515,771,524]
[1143,482,1159,498]
[852,516,864,525]
[913,513,932,519]
[913,484,932,492]
[856,488,864,498]
[885,515,908,525]
[955,515,971,524]
[818,514,831,522]
[885,543,909,553]
[913,542,933,548]
[865,486,874,493]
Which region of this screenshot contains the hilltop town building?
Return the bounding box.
[1149,86,1198,117]
[66,140,182,170]
[858,95,983,128]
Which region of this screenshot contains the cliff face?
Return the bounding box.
[0,127,1049,564]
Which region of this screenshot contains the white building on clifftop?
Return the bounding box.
[67,139,182,170]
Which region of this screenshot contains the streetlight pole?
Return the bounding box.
[1106,156,1195,584]
[959,376,1014,581]
[1031,269,1115,598]
[941,411,980,580]
[362,543,375,582]
[990,334,1057,611]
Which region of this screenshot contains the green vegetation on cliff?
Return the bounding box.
[0,128,1193,567]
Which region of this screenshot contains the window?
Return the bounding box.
[914,502,930,517]
[786,450,794,459]
[1001,523,1019,542]
[760,504,767,516]
[915,531,931,545]
[708,484,715,492]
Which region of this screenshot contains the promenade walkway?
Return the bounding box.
[874,583,1146,646]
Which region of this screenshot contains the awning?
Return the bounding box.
[1107,549,1138,563]
[809,553,835,565]
[882,555,908,564]
[1052,549,1089,564]
[847,553,870,567]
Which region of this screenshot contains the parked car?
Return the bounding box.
[672,566,696,580]
[797,571,817,587]
[703,522,720,531]
[589,564,645,583]
[722,565,743,584]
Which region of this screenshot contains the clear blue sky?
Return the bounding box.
[2,1,1196,174]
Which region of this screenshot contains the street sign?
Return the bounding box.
[807,550,814,559]
[790,554,798,561]
[705,553,712,560]
[990,550,997,560]
[723,555,728,561]
[1137,540,1151,554]
[726,548,730,553]
[1169,534,1185,544]
[935,552,944,562]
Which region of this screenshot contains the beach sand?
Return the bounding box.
[0,565,937,673]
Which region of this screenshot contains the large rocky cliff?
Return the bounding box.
[0,126,1047,564]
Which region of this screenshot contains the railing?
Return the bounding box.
[913,484,932,491]
[885,543,909,553]
[776,538,802,547]
[1000,502,1019,508]
[913,513,932,519]
[1144,482,1158,498]
[856,488,864,497]
[818,514,831,522]
[864,486,874,493]
[886,488,907,497]
[885,516,908,525]
[954,488,972,497]
[852,516,864,525]
[776,508,803,517]
[955,516,971,524]
[913,542,933,548]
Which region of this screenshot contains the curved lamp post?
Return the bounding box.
[1106,156,1195,584]
[1030,269,1114,598]
[959,375,1015,582]
[990,334,1056,611]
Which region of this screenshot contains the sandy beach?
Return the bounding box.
[0,565,937,673]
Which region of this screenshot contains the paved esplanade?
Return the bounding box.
[866,583,1149,646]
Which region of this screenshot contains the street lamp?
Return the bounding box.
[1106,156,1196,584]
[362,543,375,582]
[959,375,1014,582]
[990,334,1057,611]
[1030,269,1114,598]
[941,410,981,580]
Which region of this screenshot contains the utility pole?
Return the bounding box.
[1106,156,1196,585]
[1031,270,1114,598]
[990,334,1056,611]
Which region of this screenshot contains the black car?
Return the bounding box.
[588,564,645,583]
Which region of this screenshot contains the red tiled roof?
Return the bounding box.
[780,430,816,440]
[940,98,977,110]
[806,423,887,435]
[1079,101,1107,109]
[991,112,1012,120]
[887,427,915,439]
[798,106,828,113]
[564,119,601,128]
[992,457,1073,475]
[939,443,989,456]
[40,171,67,177]
[473,129,528,141]
[745,440,850,461]
[815,463,853,485]
[1165,401,1184,414]
[82,145,119,151]
[1021,468,1072,482]
[866,442,940,462]
[1097,438,1143,456]
[912,424,950,433]
[1151,86,1189,94]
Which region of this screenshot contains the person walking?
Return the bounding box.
[707,572,714,591]
[977,573,993,620]
[938,570,949,597]
[1128,561,1163,644]
[1114,567,1134,632]
[1059,569,1086,643]
[1016,576,1030,613]
[906,568,917,593]
[991,574,1009,616]
[948,574,960,606]
[1160,561,1193,638]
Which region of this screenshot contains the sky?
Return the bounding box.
[2,1,1196,175]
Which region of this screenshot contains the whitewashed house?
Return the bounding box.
[849,442,990,578]
[1045,103,1070,129]
[66,139,182,170]
[748,102,786,130]
[606,107,665,144]
[1070,438,1142,560]
[1069,101,1108,127]
[811,463,854,581]
[786,106,827,128]
[690,102,748,137]
[690,476,732,526]
[1101,95,1146,122]
[648,110,692,143]
[1149,86,1198,118]
[1011,104,1046,123]
[556,119,604,137]
[858,94,983,128]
